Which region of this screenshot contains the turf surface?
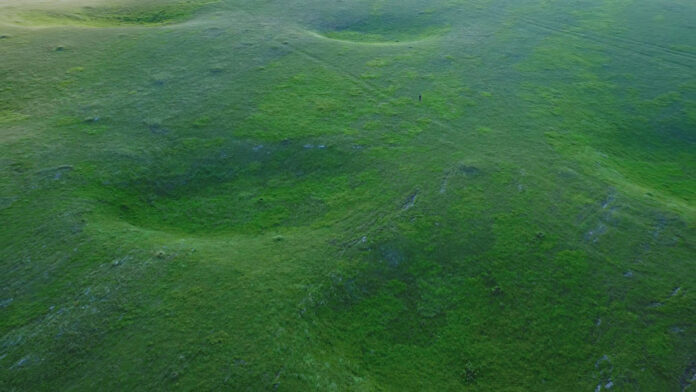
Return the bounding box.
[1,0,694,390]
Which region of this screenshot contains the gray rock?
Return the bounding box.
[402,191,418,210]
[12,356,30,369]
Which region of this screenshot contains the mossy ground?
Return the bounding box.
[1,0,694,390]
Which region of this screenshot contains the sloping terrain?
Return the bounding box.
[1,0,694,390]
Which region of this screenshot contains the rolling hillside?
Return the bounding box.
[1,0,694,390]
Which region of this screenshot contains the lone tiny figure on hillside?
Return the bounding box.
[419,94,422,102]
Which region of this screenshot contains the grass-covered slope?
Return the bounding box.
[0,0,209,27]
[1,0,694,390]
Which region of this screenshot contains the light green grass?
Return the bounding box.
[1,0,694,390]
[0,0,213,27]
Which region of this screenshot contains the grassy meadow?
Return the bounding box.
[0,0,694,390]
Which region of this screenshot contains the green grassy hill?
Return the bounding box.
[1,0,694,390]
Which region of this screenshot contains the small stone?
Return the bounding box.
[15,357,29,367]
